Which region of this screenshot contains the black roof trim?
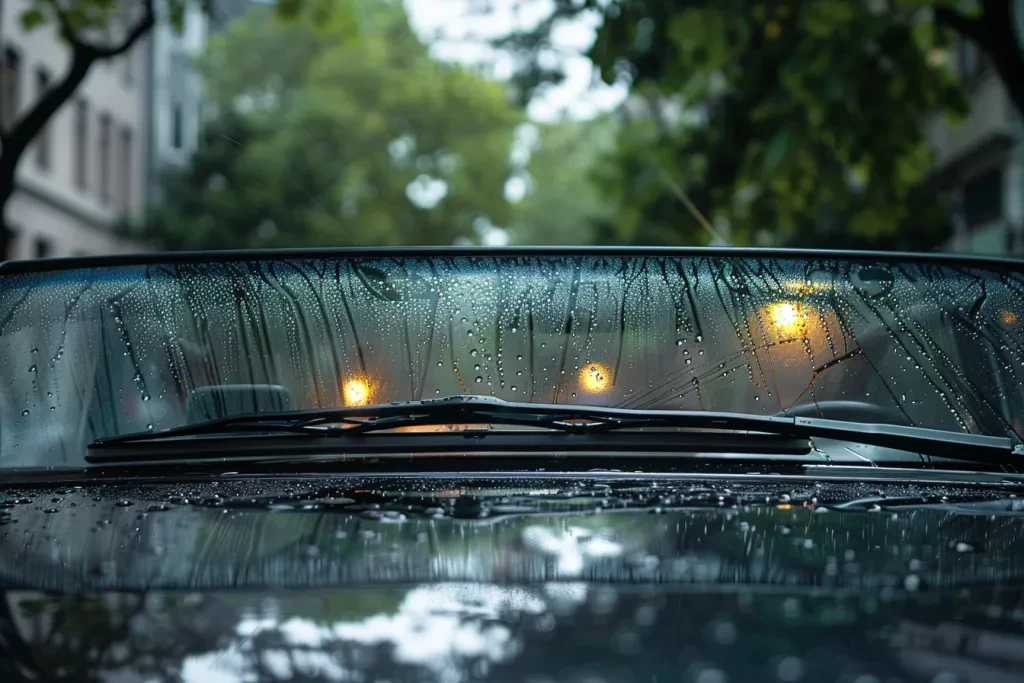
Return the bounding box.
[2,246,1023,276]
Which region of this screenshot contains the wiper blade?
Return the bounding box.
[85,395,1015,465]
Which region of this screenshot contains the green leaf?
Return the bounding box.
[848,206,902,238]
[276,0,304,20]
[20,9,47,32]
[762,128,792,172]
[168,0,186,31]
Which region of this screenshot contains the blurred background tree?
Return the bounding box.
[487,0,1024,248]
[123,0,522,249]
[116,0,1024,250]
[506,115,620,244]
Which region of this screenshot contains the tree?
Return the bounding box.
[0,0,313,258]
[487,0,1024,247]
[506,116,620,245]
[127,1,522,249]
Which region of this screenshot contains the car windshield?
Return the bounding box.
[0,251,1021,468]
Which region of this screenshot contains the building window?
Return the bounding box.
[1,47,21,131]
[34,67,51,170]
[75,99,89,190]
[34,237,51,259]
[171,103,183,149]
[963,167,1003,229]
[120,126,133,212]
[99,113,112,205]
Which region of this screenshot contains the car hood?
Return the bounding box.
[2,473,1024,682]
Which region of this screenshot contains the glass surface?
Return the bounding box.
[1,253,1022,468]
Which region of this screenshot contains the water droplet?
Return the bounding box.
[114,500,133,508]
[474,376,483,383]
[711,620,737,645]
[694,667,726,683]
[20,410,29,416]
[776,656,806,682]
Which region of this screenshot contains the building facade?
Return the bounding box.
[0,0,149,259]
[145,0,254,205]
[145,2,209,205]
[927,37,1024,257]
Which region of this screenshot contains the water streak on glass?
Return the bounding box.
[1,255,1022,466]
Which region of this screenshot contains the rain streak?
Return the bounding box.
[1,254,1022,466]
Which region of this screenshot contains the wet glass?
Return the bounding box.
[1,253,1022,468]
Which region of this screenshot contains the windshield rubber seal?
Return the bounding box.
[3,246,1023,276]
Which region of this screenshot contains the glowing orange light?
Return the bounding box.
[764,301,808,339]
[1001,310,1017,326]
[343,377,372,406]
[579,363,611,393]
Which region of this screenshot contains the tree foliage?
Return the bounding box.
[491,0,1024,247]
[128,1,522,250]
[507,116,620,245]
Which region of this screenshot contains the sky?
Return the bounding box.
[404,0,628,122]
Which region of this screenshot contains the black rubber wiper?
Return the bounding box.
[86,395,1014,465]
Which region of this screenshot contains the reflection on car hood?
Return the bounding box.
[2,474,1024,682]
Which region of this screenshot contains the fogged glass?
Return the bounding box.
[1,254,1022,467]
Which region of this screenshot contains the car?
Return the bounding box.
[1,248,1023,683]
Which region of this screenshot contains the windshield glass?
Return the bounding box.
[1,252,1021,468]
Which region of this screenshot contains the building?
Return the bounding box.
[0,0,149,259]
[146,1,210,206]
[144,0,253,205]
[927,39,1024,256]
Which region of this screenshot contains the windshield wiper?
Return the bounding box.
[86,395,1015,465]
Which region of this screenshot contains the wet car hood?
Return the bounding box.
[3,473,1024,682]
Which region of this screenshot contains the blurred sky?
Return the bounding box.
[405,0,628,122]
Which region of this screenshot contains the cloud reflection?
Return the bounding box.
[183,584,571,683]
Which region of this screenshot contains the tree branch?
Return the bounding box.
[0,0,158,236]
[53,0,155,59]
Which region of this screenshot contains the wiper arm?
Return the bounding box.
[87,395,1014,464]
